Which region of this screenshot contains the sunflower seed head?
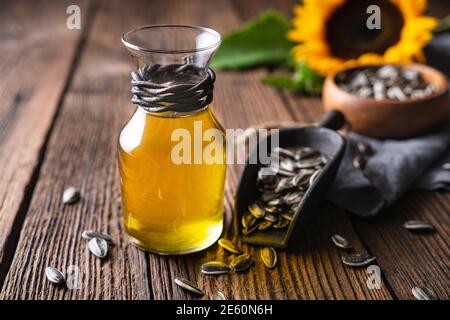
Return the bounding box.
[201,261,231,275]
[230,253,253,272]
[218,239,241,254]
[45,266,65,284]
[403,220,435,232]
[88,237,108,258]
[412,286,437,300]
[261,247,277,269]
[174,277,204,296]
[331,234,352,250]
[82,229,113,243]
[62,187,80,204]
[211,291,227,300]
[342,254,376,267]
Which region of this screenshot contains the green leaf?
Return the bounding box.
[261,75,302,91]
[262,61,324,95]
[211,11,294,70]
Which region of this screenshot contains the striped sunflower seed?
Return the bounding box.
[62,186,80,204]
[261,247,277,269]
[273,217,290,229]
[257,220,272,231]
[230,253,253,272]
[242,224,258,236]
[211,291,227,300]
[82,229,113,243]
[263,213,278,223]
[201,261,231,275]
[412,286,437,300]
[45,266,65,284]
[281,213,293,221]
[241,212,256,230]
[174,277,204,296]
[88,237,108,258]
[403,220,435,232]
[218,239,241,254]
[342,254,376,267]
[309,169,322,186]
[331,234,352,250]
[248,203,265,219]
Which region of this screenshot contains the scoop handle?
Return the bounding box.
[319,110,346,131]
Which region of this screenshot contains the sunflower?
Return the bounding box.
[288,0,438,76]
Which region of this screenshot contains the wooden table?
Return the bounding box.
[0,0,448,300]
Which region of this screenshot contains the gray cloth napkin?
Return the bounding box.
[327,34,450,217]
[327,120,450,216]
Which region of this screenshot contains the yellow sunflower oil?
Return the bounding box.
[118,107,226,254]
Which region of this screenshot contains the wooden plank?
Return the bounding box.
[267,0,450,300]
[0,0,152,299]
[0,0,90,286]
[353,191,450,300]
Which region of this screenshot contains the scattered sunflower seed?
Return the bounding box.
[174,277,204,296]
[82,229,113,243]
[62,187,80,204]
[211,291,227,300]
[218,239,241,254]
[260,247,277,269]
[342,254,376,267]
[88,237,108,258]
[412,286,437,300]
[403,220,435,232]
[201,261,231,275]
[230,253,253,272]
[45,266,65,284]
[331,234,352,250]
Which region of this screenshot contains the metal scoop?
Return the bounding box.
[234,110,347,248]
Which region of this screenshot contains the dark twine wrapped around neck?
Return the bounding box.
[131,64,215,113]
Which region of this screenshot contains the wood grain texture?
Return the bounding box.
[0,0,89,286]
[352,192,450,300]
[0,0,151,299]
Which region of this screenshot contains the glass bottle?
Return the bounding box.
[120,25,225,255]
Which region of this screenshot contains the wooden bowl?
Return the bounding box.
[323,64,450,139]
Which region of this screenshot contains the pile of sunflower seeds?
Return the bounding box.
[241,147,326,235]
[336,65,438,101]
